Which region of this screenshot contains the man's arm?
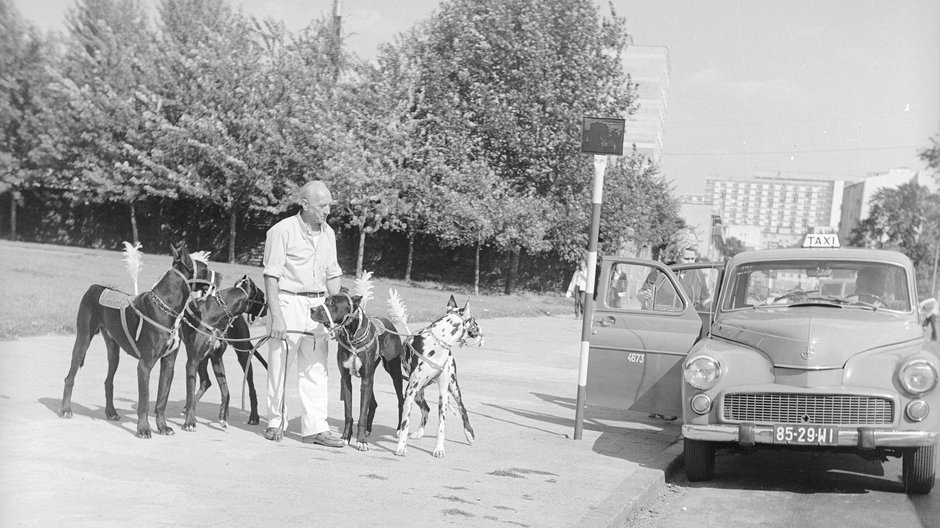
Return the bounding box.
[264,275,286,340]
[325,275,342,296]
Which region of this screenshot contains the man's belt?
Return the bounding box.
[280,290,327,298]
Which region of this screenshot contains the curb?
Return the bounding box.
[573,437,685,528]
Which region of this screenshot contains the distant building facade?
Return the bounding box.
[621,45,669,162]
[703,173,845,249]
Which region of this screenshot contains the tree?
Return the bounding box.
[920,131,940,183]
[154,1,339,261]
[0,0,52,239]
[721,237,749,260]
[32,0,174,245]
[594,151,682,260]
[407,0,636,292]
[850,181,940,270]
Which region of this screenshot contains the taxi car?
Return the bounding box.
[587,235,938,494]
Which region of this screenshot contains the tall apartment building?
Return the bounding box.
[704,173,845,249]
[621,45,669,162]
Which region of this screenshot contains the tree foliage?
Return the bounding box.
[850,181,940,269]
[2,0,690,292]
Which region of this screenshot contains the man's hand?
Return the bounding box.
[637,289,652,302]
[270,314,287,341]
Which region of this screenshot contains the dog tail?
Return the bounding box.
[122,241,143,295]
[386,288,411,336]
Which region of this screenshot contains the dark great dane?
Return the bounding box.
[59,243,218,438]
[310,293,405,451]
[181,275,268,431]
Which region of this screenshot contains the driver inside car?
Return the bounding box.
[853,266,906,310]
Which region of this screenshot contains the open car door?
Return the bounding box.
[587,257,704,417]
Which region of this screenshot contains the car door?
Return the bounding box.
[587,257,703,417]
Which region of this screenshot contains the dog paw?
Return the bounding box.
[408,428,425,440]
[157,426,175,436]
[182,423,196,432]
[59,409,72,419]
[356,442,369,452]
[106,409,120,421]
[220,420,228,431]
[433,447,445,458]
[247,415,259,426]
[465,430,475,443]
[136,429,152,439]
[395,447,407,456]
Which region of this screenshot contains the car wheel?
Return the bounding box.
[902,445,935,495]
[684,437,715,482]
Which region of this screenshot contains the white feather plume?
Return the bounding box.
[190,251,211,264]
[122,241,143,295]
[353,270,375,306]
[386,288,411,334]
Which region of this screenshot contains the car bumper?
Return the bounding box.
[683,424,939,448]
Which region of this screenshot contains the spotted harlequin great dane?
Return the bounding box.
[395,295,483,458]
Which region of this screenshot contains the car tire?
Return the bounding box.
[684,437,715,482]
[902,445,935,495]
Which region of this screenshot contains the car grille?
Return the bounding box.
[722,393,895,425]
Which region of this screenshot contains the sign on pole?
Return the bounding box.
[573,116,624,440]
[581,117,625,156]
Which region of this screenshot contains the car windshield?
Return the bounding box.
[721,260,911,312]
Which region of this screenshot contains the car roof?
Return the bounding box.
[727,247,913,268]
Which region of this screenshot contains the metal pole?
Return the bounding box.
[574,155,607,440]
[332,0,342,37]
[331,0,342,82]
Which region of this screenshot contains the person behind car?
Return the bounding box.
[565,259,587,317]
[638,245,708,311]
[675,247,710,311]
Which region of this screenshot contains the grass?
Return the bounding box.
[0,240,572,339]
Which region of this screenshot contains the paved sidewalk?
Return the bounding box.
[0,316,681,528]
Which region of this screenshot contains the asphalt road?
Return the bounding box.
[625,447,940,528]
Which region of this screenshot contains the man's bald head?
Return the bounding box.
[298,180,332,204]
[298,181,333,227]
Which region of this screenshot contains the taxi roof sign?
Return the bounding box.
[802,233,840,248]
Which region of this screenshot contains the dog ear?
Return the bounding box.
[340,285,349,294]
[447,295,458,312]
[462,297,471,314]
[170,243,180,260]
[351,295,363,309]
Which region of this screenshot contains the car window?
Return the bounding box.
[606,262,685,312]
[721,260,912,312]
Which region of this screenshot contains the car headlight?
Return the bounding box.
[684,355,722,390]
[899,358,938,395]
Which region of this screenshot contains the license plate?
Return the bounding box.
[772,424,839,445]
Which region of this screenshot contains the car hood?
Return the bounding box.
[712,307,922,368]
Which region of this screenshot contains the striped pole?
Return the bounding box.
[574,155,607,440]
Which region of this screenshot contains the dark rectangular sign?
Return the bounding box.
[581,117,625,156]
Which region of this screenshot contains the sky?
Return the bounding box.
[12,0,940,196]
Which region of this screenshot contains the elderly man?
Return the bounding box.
[262,180,344,447]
